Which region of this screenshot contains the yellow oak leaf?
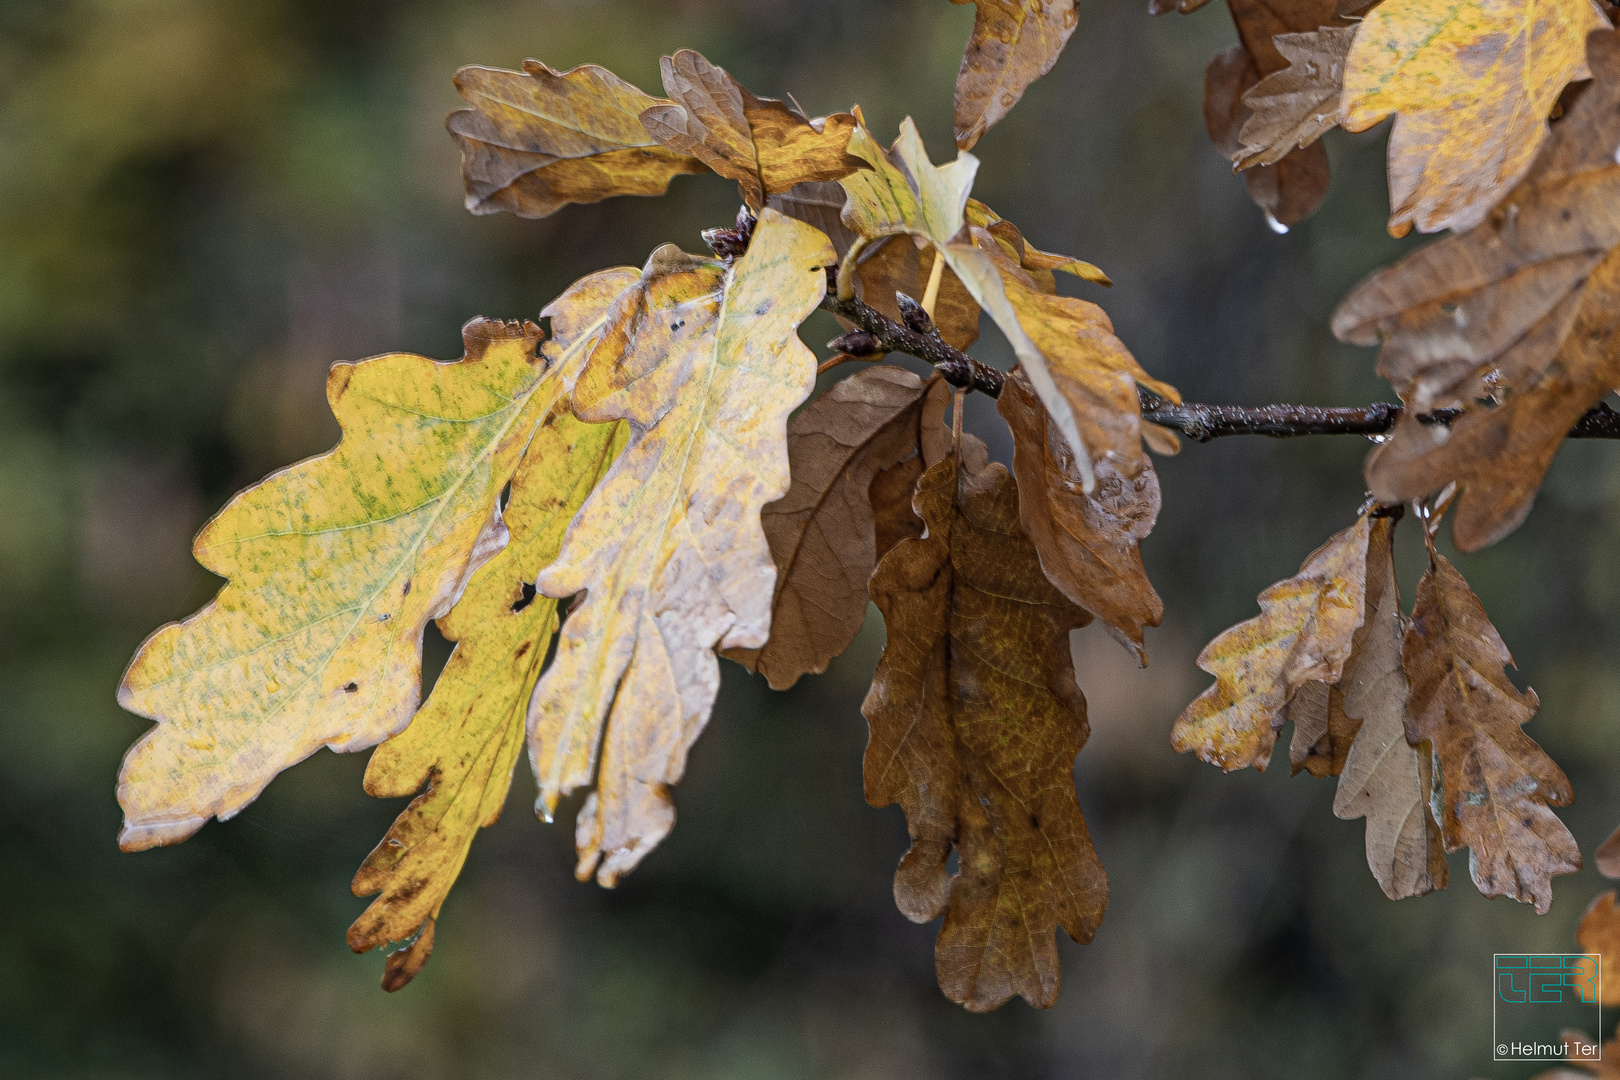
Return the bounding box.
[950,0,1081,150]
[345,271,635,990]
[1341,0,1610,236]
[116,299,631,851]
[448,60,708,219]
[1172,514,1372,771]
[964,198,1110,287]
[527,210,835,886]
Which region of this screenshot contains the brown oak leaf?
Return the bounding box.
[1286,679,1359,778]
[1329,514,1448,899]
[1187,0,1351,226]
[726,367,950,689]
[1172,514,1371,771]
[997,365,1163,662]
[951,0,1081,150]
[863,449,1107,1011]
[1402,543,1579,913]
[1237,25,1356,170]
[448,60,708,219]
[640,50,862,209]
[966,198,1111,288]
[1333,29,1620,552]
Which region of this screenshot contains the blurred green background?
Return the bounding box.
[4,1,1620,1077]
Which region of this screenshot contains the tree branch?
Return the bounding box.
[819,272,1620,442]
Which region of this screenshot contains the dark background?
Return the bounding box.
[4,1,1619,1077]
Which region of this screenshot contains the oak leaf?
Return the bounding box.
[1329,514,1448,899]
[1334,28,1620,551]
[1237,26,1356,170]
[1402,544,1578,913]
[640,50,862,209]
[346,272,636,989]
[1286,680,1359,777]
[1578,891,1620,1005]
[725,367,951,689]
[864,449,1107,1011]
[997,365,1164,662]
[965,198,1111,288]
[448,61,708,219]
[951,0,1081,150]
[116,310,627,852]
[1341,0,1610,236]
[1181,0,1349,225]
[1172,514,1371,772]
[526,210,835,886]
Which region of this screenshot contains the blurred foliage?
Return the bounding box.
[3,1,1620,1077]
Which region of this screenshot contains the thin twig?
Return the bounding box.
[818,271,1620,442]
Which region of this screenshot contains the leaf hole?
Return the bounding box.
[512,582,537,613]
[344,682,359,694]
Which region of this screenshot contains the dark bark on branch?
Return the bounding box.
[818,273,1620,442]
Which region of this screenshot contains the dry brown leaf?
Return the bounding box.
[998,366,1163,662]
[725,368,950,689]
[1334,29,1620,551]
[526,211,834,886]
[1330,515,1448,899]
[1237,26,1356,169]
[1172,515,1371,772]
[1579,891,1620,1005]
[641,50,862,209]
[1194,0,1349,226]
[448,60,708,219]
[1402,545,1579,913]
[1341,0,1610,236]
[951,0,1081,150]
[1204,44,1332,227]
[1286,679,1359,777]
[864,449,1106,1012]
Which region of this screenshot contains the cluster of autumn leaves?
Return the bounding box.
[111,0,1620,1016]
